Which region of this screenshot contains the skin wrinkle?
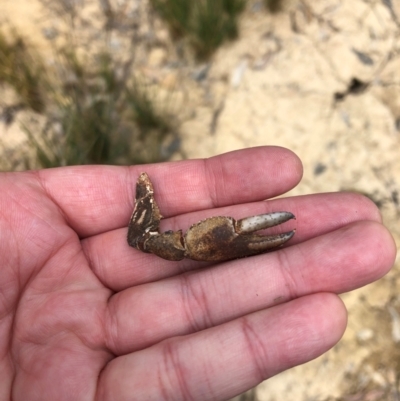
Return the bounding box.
[39,166,129,238]
[3,172,37,210]
[208,153,237,207]
[240,316,270,383]
[0,251,16,359]
[3,261,20,396]
[37,175,88,253]
[53,241,84,283]
[81,234,114,290]
[275,246,303,302]
[11,252,53,345]
[126,166,137,217]
[161,340,196,401]
[3,188,53,250]
[218,160,235,207]
[29,238,81,297]
[146,169,169,218]
[87,293,114,353]
[179,272,213,334]
[0,238,20,316]
[204,158,222,210]
[0,292,13,323]
[98,292,115,354]
[81,238,98,277]
[18,291,86,348]
[4,184,77,297]
[0,350,14,395]
[157,359,170,401]
[103,294,123,356]
[37,170,71,230]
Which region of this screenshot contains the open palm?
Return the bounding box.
[0,147,395,401]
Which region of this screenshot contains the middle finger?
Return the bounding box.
[84,191,381,290]
[104,219,393,355]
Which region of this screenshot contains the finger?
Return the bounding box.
[104,220,394,355]
[98,293,347,401]
[38,146,302,237]
[85,191,382,290]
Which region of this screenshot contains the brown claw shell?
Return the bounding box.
[184,216,295,261]
[128,172,295,262]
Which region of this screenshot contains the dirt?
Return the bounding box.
[1,0,400,400]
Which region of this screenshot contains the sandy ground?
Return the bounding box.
[178,2,400,399]
[1,0,400,400]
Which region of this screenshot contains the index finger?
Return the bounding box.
[39,146,302,237]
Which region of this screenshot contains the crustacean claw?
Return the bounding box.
[235,212,296,249]
[127,172,295,262]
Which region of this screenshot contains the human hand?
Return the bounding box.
[0,147,396,401]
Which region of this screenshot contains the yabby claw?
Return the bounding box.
[127,172,295,261]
